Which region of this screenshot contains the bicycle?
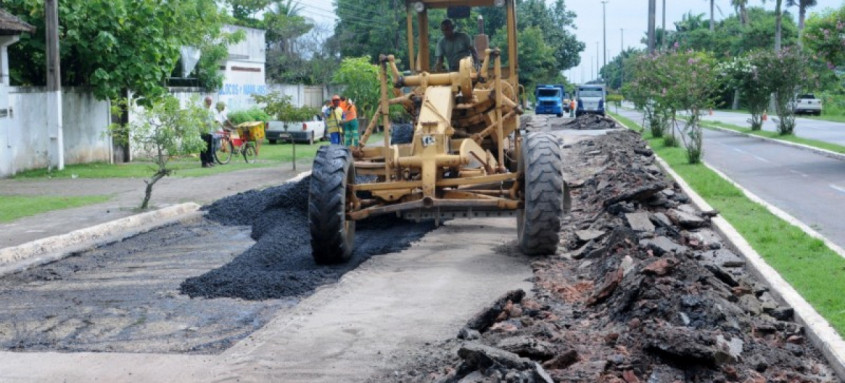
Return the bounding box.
[214,128,257,164]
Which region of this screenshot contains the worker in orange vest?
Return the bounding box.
[339,96,359,148]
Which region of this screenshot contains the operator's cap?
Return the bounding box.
[332,95,341,101]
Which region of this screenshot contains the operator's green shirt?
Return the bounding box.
[436,31,473,71]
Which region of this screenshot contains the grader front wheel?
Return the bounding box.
[309,145,356,264]
[518,133,565,255]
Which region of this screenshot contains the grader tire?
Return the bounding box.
[309,145,356,264]
[518,133,564,255]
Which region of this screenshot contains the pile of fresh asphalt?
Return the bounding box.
[384,127,837,382]
[180,176,437,300]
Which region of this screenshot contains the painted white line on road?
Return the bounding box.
[752,155,771,163]
[789,169,810,178]
[731,147,771,163]
[830,184,845,194]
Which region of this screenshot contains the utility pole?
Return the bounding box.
[46,0,64,171]
[601,0,608,70]
[647,0,656,54]
[595,41,599,80]
[620,28,624,86]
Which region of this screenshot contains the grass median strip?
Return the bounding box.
[702,120,845,155]
[0,195,111,223]
[611,111,845,333]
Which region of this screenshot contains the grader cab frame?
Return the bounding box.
[308,0,568,264]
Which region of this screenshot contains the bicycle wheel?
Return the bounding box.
[242,142,257,163]
[215,138,233,164]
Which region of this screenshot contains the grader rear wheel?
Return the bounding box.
[517,133,564,255]
[309,145,356,264]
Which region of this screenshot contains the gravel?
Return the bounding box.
[181,176,437,300]
[383,126,838,382]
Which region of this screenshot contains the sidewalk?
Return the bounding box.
[0,164,309,249]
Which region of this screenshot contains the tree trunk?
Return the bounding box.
[775,0,783,51]
[140,170,167,210]
[740,5,748,26]
[710,0,715,32]
[732,89,740,110]
[798,5,806,47]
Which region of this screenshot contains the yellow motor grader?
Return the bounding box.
[308,0,569,263]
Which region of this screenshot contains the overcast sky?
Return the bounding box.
[294,0,844,84]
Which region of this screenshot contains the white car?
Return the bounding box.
[791,94,823,116]
[266,115,326,145]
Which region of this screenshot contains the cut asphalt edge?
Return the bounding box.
[613,116,845,380]
[0,170,313,279]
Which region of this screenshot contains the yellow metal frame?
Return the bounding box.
[347,0,523,222]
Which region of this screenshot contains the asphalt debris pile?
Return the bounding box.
[388,129,836,382]
[180,176,437,301]
[554,113,619,131]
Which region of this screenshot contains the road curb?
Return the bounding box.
[0,203,203,277]
[611,115,845,380]
[704,124,845,162]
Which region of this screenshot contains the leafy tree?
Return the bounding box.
[719,52,772,130]
[332,57,381,117]
[662,8,797,58]
[225,0,272,23]
[110,96,208,210]
[6,0,229,101]
[671,51,718,162]
[600,48,640,90]
[756,47,812,134]
[802,5,845,70]
[334,0,408,68]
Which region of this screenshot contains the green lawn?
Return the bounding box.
[15,131,390,180]
[0,195,111,223]
[702,120,845,155]
[610,111,845,334]
[13,139,332,179]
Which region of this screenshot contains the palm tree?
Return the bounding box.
[707,0,715,31]
[787,0,817,32]
[731,0,749,26]
[762,0,784,51]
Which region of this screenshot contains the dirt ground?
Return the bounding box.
[0,114,839,382]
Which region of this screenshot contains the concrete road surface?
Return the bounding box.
[702,110,845,147]
[616,108,845,252]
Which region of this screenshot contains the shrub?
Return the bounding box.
[229,107,270,125]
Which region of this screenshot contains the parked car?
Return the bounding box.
[791,94,823,115]
[265,115,326,145]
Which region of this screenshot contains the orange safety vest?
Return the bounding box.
[340,101,357,122]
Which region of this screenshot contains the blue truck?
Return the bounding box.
[534,84,567,117]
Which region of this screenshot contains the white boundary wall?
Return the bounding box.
[1,87,112,178]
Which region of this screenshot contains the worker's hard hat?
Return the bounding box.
[332,95,341,101]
